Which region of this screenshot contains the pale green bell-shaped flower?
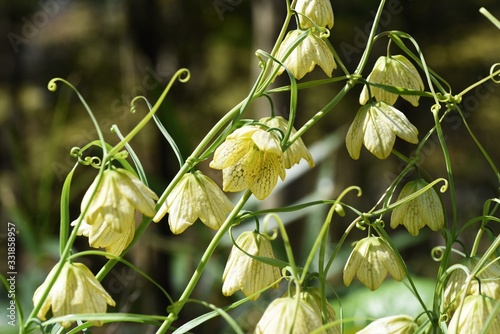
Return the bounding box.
[390,179,445,236]
[443,256,500,314]
[295,0,334,29]
[222,231,281,300]
[254,296,323,334]
[72,168,158,256]
[343,236,406,291]
[153,170,234,234]
[33,262,116,328]
[360,55,424,106]
[356,315,418,334]
[260,116,315,169]
[448,295,500,334]
[346,101,419,160]
[210,126,286,200]
[276,29,336,80]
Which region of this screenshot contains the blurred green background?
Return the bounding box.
[1,0,499,333]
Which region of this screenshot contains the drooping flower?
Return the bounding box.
[33,262,115,328]
[209,125,286,200]
[360,55,424,106]
[343,236,406,291]
[222,231,281,300]
[72,168,158,256]
[345,101,419,160]
[260,116,315,168]
[443,256,500,314]
[254,296,323,334]
[153,170,234,234]
[276,29,336,80]
[295,0,334,29]
[390,179,445,236]
[299,287,341,334]
[356,315,418,334]
[448,295,500,334]
[73,215,135,257]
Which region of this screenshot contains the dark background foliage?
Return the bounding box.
[1,0,499,332]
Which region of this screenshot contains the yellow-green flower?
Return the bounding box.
[254,296,323,334]
[343,236,406,291]
[72,168,158,256]
[222,231,281,300]
[76,168,158,231]
[300,288,341,334]
[346,101,419,160]
[448,295,500,334]
[153,170,234,234]
[295,0,334,29]
[390,179,445,236]
[276,29,336,80]
[443,256,500,314]
[360,55,424,106]
[72,215,135,257]
[260,116,315,169]
[33,262,115,328]
[356,315,418,334]
[210,126,286,200]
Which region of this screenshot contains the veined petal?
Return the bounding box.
[295,0,334,29]
[375,102,419,144]
[363,105,396,159]
[250,153,284,200]
[345,106,368,160]
[251,129,282,154]
[166,175,198,234]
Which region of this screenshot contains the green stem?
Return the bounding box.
[155,191,252,333]
[107,68,190,158]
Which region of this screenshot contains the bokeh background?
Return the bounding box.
[1,0,499,333]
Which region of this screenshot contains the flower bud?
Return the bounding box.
[390,179,444,236]
[343,236,406,291]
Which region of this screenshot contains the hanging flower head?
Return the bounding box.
[390,179,445,236]
[345,101,419,160]
[72,168,158,256]
[360,55,424,106]
[356,315,418,334]
[222,231,281,300]
[33,262,115,328]
[343,236,406,291]
[448,295,500,333]
[153,170,234,234]
[75,168,158,231]
[254,296,323,334]
[276,29,336,80]
[209,125,286,200]
[260,116,315,169]
[295,0,334,29]
[443,256,500,314]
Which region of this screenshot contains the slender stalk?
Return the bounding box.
[155,191,252,333]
